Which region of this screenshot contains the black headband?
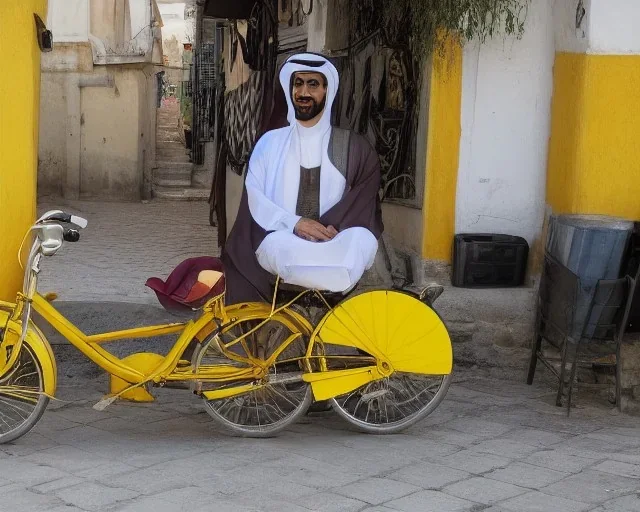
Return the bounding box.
[287,59,326,68]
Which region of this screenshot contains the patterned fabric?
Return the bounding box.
[224,71,265,175]
[296,166,321,221]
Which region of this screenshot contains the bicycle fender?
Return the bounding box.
[0,310,57,397]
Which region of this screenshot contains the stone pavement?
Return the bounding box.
[2,370,640,512]
[37,198,217,304]
[16,198,640,511]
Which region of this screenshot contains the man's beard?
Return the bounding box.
[293,95,326,121]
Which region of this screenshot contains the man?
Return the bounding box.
[223,53,384,304]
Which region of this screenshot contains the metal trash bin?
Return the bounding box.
[546,214,634,338]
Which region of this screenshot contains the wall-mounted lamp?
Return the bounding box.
[34,13,53,52]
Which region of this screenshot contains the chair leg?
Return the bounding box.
[527,320,544,385]
[616,339,622,412]
[556,339,569,407]
[566,342,580,416]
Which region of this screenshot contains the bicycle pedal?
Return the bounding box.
[93,394,118,411]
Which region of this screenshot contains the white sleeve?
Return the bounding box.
[245,138,301,233]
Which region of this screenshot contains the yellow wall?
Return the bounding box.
[0,1,48,301]
[547,52,640,220]
[421,37,463,262]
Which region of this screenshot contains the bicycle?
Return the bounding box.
[0,209,453,442]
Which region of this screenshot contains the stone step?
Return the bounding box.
[152,186,209,201]
[155,160,193,172]
[156,148,187,156]
[155,152,191,163]
[153,174,192,188]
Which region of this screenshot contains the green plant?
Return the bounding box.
[381,0,529,58]
[181,97,192,129]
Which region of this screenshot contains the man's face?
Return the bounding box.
[292,72,327,122]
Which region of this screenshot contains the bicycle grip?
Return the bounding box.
[63,228,80,242]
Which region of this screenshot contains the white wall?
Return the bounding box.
[588,0,640,54]
[306,0,327,52]
[553,0,589,53]
[455,0,554,246]
[129,0,154,54]
[158,2,188,42]
[47,0,89,42]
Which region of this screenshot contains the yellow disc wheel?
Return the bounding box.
[316,290,453,434]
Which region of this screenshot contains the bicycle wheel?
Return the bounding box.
[317,290,453,434]
[0,344,49,443]
[194,316,312,437]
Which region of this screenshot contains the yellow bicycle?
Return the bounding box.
[0,210,453,441]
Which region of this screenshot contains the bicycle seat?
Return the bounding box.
[146,257,225,313]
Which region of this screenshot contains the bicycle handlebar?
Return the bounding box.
[37,210,88,229]
[63,228,80,243]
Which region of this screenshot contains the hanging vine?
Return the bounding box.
[380,0,530,58]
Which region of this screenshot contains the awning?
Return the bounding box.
[203,0,257,19]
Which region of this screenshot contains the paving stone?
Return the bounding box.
[443,418,514,439]
[297,492,366,512]
[386,461,470,489]
[0,487,65,512]
[499,427,571,448]
[556,436,629,459]
[426,449,511,474]
[599,493,640,511]
[29,476,86,493]
[53,482,140,511]
[498,491,592,512]
[43,506,87,512]
[24,445,111,472]
[114,496,196,512]
[341,434,459,460]
[249,455,365,490]
[334,477,420,505]
[37,199,216,304]
[421,429,482,447]
[541,469,640,503]
[73,461,137,479]
[486,462,570,489]
[523,449,597,474]
[592,460,640,479]
[385,489,477,511]
[470,439,539,459]
[585,431,640,449]
[0,432,59,457]
[443,476,527,504]
[0,459,70,486]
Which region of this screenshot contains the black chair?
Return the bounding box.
[527,253,638,414]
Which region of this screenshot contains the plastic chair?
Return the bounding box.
[527,253,638,413]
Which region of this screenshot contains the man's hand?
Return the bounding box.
[294,218,338,242]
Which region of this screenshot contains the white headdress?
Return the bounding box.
[278,53,339,128]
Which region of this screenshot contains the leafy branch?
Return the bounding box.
[380,0,530,58]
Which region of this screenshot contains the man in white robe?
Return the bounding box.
[223,53,384,304]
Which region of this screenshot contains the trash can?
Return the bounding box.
[546,214,634,338]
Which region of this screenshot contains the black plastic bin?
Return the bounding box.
[452,234,529,288]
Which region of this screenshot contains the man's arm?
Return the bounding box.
[245,137,301,233]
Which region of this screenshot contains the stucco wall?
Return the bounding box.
[47,0,89,42]
[588,0,640,54]
[79,68,143,199]
[39,74,67,196]
[455,0,554,249]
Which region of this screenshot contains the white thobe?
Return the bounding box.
[247,122,378,292]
